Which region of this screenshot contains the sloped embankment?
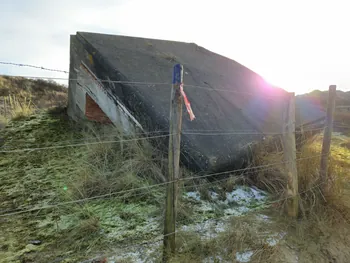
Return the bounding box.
[0,109,271,263]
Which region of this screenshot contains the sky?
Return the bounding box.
[0,0,349,94]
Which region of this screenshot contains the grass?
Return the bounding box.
[165,130,350,262]
[0,106,269,262]
[247,132,350,261]
[67,124,166,203]
[0,108,168,262]
[247,132,350,211]
[334,111,350,136]
[0,115,7,129]
[1,76,350,262]
[168,213,284,263]
[0,109,85,262]
[5,95,34,120]
[0,76,67,119]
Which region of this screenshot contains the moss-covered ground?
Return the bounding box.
[0,109,268,263]
[0,110,163,262]
[1,105,349,263]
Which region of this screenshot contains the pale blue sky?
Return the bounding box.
[0,0,349,94]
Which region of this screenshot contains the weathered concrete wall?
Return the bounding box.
[68,35,141,135]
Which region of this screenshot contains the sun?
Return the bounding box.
[260,71,300,94]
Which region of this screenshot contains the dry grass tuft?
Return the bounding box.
[246,136,287,198]
[0,76,67,118]
[334,111,350,126]
[60,207,103,252]
[248,132,350,216]
[68,124,166,203]
[237,131,350,262]
[169,232,218,262]
[0,115,7,129]
[169,214,288,263]
[5,95,35,120]
[334,111,350,136]
[219,214,283,262]
[176,199,196,225]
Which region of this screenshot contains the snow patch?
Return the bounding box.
[181,219,227,239]
[210,191,219,200]
[236,251,254,262]
[198,202,214,212]
[251,187,267,201]
[185,191,201,201]
[224,206,251,216]
[204,256,230,263]
[266,232,286,246]
[109,241,161,263]
[256,214,270,222]
[224,187,266,206]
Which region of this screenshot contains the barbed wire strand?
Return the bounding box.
[80,178,329,262]
[0,62,69,74]
[0,154,324,218]
[2,172,328,262]
[3,178,330,261]
[0,149,324,216]
[0,164,268,216]
[0,127,327,150]
[2,63,349,101]
[0,134,173,153]
[0,126,330,153]
[0,130,169,149]
[2,165,337,263]
[1,74,168,85]
[0,74,286,100]
[0,164,276,217]
[1,62,347,260]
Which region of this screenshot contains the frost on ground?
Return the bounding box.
[185,186,267,215]
[109,242,161,263]
[266,232,286,247]
[186,191,201,201]
[203,255,230,263]
[107,186,271,262]
[224,187,266,206]
[236,251,254,263]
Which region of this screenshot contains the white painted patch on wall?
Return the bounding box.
[76,62,143,135]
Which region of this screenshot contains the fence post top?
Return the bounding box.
[329,85,337,91]
[172,64,183,84]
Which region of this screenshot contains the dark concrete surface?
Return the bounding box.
[71,32,325,172]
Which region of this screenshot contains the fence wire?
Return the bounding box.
[1,61,348,262]
[0,61,69,74]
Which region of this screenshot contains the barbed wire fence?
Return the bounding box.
[0,62,345,262]
[0,61,69,74]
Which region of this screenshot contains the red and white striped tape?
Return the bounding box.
[180,83,195,121]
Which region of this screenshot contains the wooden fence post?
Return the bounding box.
[320,85,337,194]
[163,64,183,262]
[282,92,298,217]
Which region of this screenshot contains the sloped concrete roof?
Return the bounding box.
[73,32,325,172]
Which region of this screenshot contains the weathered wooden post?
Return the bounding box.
[163,64,183,262]
[320,85,337,194]
[282,92,298,217]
